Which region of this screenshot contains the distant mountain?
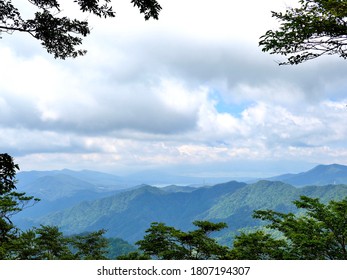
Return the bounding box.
[38,181,246,243]
[16,169,126,192]
[19,174,101,201]
[37,180,347,244]
[13,168,241,228]
[267,164,347,187]
[161,185,198,193]
[122,169,238,186]
[13,169,129,228]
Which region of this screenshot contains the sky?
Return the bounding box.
[1,0,347,178]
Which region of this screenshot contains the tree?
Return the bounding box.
[231,196,347,259]
[10,228,40,259]
[7,226,112,260]
[228,230,289,260]
[134,220,230,260]
[32,225,73,259]
[259,0,347,65]
[105,237,140,259]
[0,0,162,59]
[0,153,111,260]
[0,153,39,259]
[69,229,109,260]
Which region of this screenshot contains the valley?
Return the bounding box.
[12,164,347,245]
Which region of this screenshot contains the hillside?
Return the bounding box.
[16,169,126,193]
[13,170,128,228]
[268,164,347,186]
[13,168,243,224]
[39,181,246,243]
[38,180,347,244]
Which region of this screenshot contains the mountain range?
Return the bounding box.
[38,181,347,244]
[267,163,347,186]
[13,170,126,227]
[12,163,347,245]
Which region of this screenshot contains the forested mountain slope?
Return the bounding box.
[38,180,347,243]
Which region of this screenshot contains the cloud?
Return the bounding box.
[1,0,347,175]
[0,47,204,135]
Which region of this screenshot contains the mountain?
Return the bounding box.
[37,180,347,244]
[38,181,246,243]
[267,164,347,187]
[122,169,240,186]
[13,169,129,228]
[13,168,242,228]
[13,164,347,244]
[161,185,198,193]
[16,169,126,192]
[19,174,101,201]
[202,180,347,229]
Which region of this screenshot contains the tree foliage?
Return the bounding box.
[259,0,347,64]
[5,226,110,259]
[228,230,289,260]
[0,0,162,59]
[231,195,347,259]
[134,220,230,260]
[0,153,39,257]
[69,229,109,260]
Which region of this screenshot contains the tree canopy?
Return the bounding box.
[133,220,230,260]
[259,0,347,65]
[0,153,40,258]
[0,0,162,59]
[230,195,347,259]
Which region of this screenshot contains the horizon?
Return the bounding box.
[16,162,347,181]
